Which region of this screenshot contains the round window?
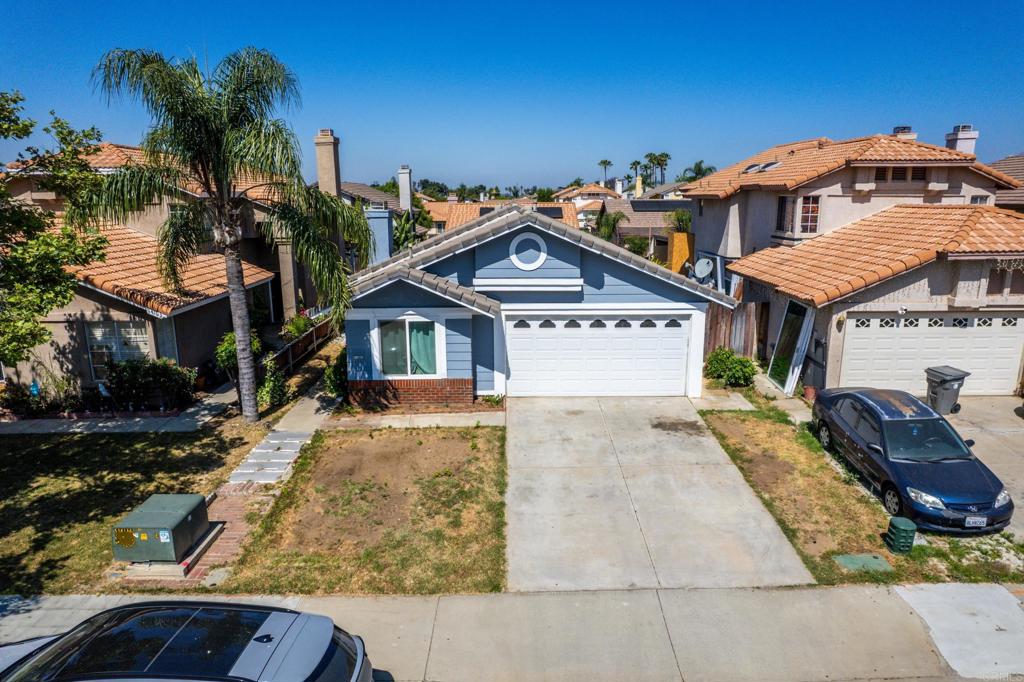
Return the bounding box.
[509,232,548,271]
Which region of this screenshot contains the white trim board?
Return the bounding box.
[472,277,583,292]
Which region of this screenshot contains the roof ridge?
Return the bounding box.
[943,206,986,253]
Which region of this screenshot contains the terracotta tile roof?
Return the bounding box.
[578,200,604,212]
[991,154,1024,206]
[442,201,580,229]
[680,135,1021,199]
[727,204,1024,307]
[72,224,275,316]
[422,201,453,223]
[553,183,620,200]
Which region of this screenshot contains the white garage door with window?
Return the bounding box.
[840,313,1024,395]
[505,314,690,396]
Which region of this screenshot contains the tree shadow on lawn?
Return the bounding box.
[0,415,253,595]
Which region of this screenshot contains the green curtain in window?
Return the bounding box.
[408,321,436,375]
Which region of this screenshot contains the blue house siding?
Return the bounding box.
[445,318,473,379]
[424,250,474,286]
[346,319,373,380]
[366,209,394,265]
[580,250,706,303]
[475,228,580,279]
[472,315,495,392]
[353,280,459,309]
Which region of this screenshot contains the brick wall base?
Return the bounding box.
[348,378,474,408]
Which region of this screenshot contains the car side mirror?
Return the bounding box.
[867,443,884,455]
[964,438,975,448]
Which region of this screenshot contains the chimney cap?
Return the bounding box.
[399,164,410,170]
[893,125,913,134]
[316,128,335,137]
[952,123,974,133]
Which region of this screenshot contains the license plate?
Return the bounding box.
[965,516,987,528]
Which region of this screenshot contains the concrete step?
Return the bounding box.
[265,431,310,442]
[246,450,300,463]
[235,461,289,474]
[229,470,286,484]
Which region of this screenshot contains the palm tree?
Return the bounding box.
[644,153,659,184]
[629,160,642,181]
[657,153,671,184]
[596,210,628,242]
[597,159,612,184]
[677,159,717,183]
[84,48,371,422]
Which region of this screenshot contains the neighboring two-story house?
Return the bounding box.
[990,153,1024,213]
[683,126,1023,396]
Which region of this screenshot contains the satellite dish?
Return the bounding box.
[693,258,714,280]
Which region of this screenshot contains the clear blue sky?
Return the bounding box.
[3,0,1023,188]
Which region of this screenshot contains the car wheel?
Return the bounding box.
[817,422,833,452]
[883,485,904,517]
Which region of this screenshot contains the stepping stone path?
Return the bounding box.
[228,431,311,484]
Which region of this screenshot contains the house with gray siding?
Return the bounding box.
[344,206,734,404]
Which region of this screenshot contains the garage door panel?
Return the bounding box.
[506,315,690,396]
[841,314,1024,395]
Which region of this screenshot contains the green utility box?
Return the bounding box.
[112,494,209,563]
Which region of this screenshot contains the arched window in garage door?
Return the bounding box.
[513,320,530,328]
[589,320,606,328]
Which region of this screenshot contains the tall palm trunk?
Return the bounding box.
[223,244,259,422]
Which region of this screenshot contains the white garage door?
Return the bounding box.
[505,314,690,396]
[840,313,1024,395]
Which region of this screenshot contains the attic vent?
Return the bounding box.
[911,166,927,181]
[891,167,908,182]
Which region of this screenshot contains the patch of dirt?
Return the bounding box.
[650,418,706,436]
[331,400,503,420]
[282,429,477,549]
[705,413,891,565]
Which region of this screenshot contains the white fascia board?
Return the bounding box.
[351,277,495,317]
[346,307,473,321]
[500,302,703,314]
[473,277,583,292]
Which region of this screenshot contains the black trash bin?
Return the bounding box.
[924,366,971,415]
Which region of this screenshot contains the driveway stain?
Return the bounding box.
[650,418,705,435]
[566,409,584,416]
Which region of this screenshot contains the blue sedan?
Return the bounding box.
[812,388,1013,533]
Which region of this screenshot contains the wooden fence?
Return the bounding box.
[268,317,335,376]
[705,301,756,358]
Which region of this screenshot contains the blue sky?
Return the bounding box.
[2,0,1023,188]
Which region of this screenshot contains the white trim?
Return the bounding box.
[352,277,496,317]
[500,302,701,313]
[474,284,583,292]
[373,314,448,380]
[509,232,548,271]
[346,307,473,321]
[472,278,583,292]
[440,219,730,307]
[767,301,816,396]
[687,306,706,398]
[493,312,507,395]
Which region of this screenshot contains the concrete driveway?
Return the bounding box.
[505,397,812,591]
[948,396,1024,536]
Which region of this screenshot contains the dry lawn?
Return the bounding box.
[227,426,506,594]
[704,395,1024,584]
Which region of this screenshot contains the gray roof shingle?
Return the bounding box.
[352,265,501,316]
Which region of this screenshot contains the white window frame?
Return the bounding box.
[377,316,444,380]
[85,319,151,381]
[767,300,816,396]
[347,308,455,381]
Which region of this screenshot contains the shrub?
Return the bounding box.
[215,331,263,372]
[107,358,197,410]
[257,357,290,409]
[280,311,314,342]
[0,369,82,416]
[324,347,347,399]
[704,346,757,387]
[623,236,649,256]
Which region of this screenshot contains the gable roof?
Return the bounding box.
[641,181,686,199]
[351,266,500,316]
[679,135,1021,200]
[727,204,1024,307]
[353,205,735,308]
[990,153,1024,206]
[553,182,620,200]
[72,224,275,316]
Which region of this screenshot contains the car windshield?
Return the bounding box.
[883,419,970,462]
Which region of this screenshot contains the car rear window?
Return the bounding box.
[305,631,355,682]
[3,607,269,681]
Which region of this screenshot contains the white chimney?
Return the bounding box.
[892,125,917,141]
[945,123,978,155]
[614,178,624,195]
[447,192,458,203]
[479,191,487,202]
[397,165,412,211]
[314,128,340,195]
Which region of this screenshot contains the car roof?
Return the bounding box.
[839,388,939,421]
[7,602,328,682]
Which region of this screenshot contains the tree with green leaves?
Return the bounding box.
[664,208,691,234]
[656,153,671,184]
[84,48,371,422]
[629,160,641,181]
[392,210,416,252]
[597,159,612,184]
[676,159,717,183]
[0,91,107,367]
[595,210,628,242]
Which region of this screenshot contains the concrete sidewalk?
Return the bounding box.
[7,583,1017,681]
[0,383,236,435]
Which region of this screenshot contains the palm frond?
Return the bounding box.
[225,118,302,186]
[157,201,210,291]
[216,47,300,125]
[82,164,187,224]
